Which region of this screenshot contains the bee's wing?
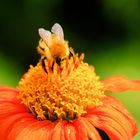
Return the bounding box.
[38,28,51,42]
[51,23,64,39]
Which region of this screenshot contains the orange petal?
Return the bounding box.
[0,86,19,103]
[52,122,65,140]
[102,76,140,92]
[0,86,18,92]
[85,96,138,139]
[87,115,127,140]
[0,87,26,119]
[0,112,34,140]
[0,102,26,120]
[81,118,101,140]
[7,116,52,140]
[64,122,77,140]
[102,95,138,136]
[74,118,101,140]
[73,119,89,140]
[88,108,131,139]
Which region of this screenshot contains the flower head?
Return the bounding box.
[0,23,139,140]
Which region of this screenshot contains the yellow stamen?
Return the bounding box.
[18,53,105,121]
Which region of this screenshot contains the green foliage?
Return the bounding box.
[0,54,21,86]
[103,0,140,37]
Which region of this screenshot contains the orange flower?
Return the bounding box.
[0,23,139,140]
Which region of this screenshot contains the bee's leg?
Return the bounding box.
[69,51,73,58]
[51,61,55,71]
[69,48,74,59]
[41,57,48,73]
[56,57,61,66]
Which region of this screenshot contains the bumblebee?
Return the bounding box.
[37,23,73,72]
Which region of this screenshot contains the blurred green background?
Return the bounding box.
[0,0,140,139]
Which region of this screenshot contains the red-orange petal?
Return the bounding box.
[75,118,102,140]
[102,95,138,136]
[0,86,26,119]
[0,86,18,92]
[64,122,77,140]
[0,102,26,120]
[73,119,89,140]
[7,115,53,140]
[51,122,65,140]
[82,118,102,140]
[0,112,34,140]
[102,76,140,92]
[0,86,19,102]
[85,96,138,139]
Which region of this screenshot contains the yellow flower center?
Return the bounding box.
[18,53,105,122]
